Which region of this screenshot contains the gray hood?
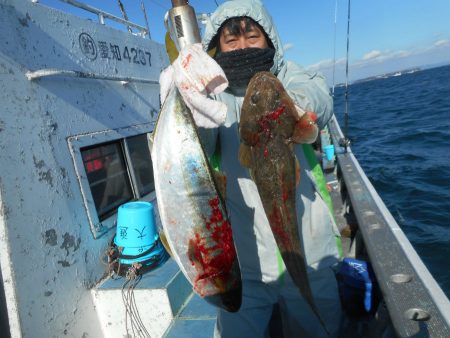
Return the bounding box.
[202,0,285,75]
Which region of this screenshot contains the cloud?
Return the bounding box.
[434,39,449,47]
[306,57,346,72]
[283,43,294,52]
[304,39,450,86]
[358,39,450,66]
[354,49,413,67]
[362,50,382,61]
[391,50,413,58]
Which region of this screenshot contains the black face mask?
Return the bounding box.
[215,48,276,88]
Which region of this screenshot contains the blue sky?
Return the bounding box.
[41,0,450,85]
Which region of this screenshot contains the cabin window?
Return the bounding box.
[81,141,134,219]
[79,133,155,222]
[69,123,155,238]
[126,134,154,196]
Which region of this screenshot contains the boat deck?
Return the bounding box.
[93,259,217,337]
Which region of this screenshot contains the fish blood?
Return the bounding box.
[256,105,286,157]
[267,104,286,121]
[268,203,292,250]
[181,53,193,69]
[188,196,237,295]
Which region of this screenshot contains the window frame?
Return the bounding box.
[68,123,156,239]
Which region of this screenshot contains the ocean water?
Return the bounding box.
[333,65,450,299]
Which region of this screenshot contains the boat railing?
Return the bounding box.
[25,68,160,84]
[328,115,450,337]
[32,0,150,37]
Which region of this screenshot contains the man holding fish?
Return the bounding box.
[159,0,342,337]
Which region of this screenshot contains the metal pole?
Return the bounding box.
[332,0,338,97]
[343,0,351,150]
[98,13,104,25]
[25,68,159,84]
[141,0,151,39]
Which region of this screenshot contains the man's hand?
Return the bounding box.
[159,43,228,128]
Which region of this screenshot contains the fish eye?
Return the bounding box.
[250,93,259,105]
[265,89,278,103]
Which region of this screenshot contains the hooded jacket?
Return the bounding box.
[202,0,340,284]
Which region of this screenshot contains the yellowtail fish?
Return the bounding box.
[151,87,241,312]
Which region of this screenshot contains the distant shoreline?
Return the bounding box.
[333,63,450,87]
[351,67,421,84]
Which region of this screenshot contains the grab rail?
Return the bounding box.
[33,0,150,37]
[25,68,159,84]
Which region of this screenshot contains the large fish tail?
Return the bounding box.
[259,177,331,335]
[282,251,331,335]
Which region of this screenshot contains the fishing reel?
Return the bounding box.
[165,0,202,50]
[339,137,351,152]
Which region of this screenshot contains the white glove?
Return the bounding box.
[159,43,228,128]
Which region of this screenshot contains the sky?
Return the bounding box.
[40,0,450,86]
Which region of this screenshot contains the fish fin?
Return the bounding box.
[187,238,205,276]
[291,114,319,144]
[248,168,257,183]
[148,133,154,155]
[165,31,179,64]
[295,156,301,186]
[159,231,173,257]
[238,143,253,168]
[213,171,227,200]
[239,143,258,181]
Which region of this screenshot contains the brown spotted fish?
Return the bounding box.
[239,71,328,332]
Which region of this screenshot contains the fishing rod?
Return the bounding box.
[340,0,352,152]
[331,0,338,97]
[117,0,132,33]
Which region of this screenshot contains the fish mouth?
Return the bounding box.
[202,279,242,313]
[219,282,242,312]
[192,265,242,313]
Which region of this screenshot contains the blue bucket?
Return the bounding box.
[324,144,335,161]
[114,201,163,265]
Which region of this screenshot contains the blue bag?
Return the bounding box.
[336,258,377,316]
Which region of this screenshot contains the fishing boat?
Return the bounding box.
[0,1,449,337]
